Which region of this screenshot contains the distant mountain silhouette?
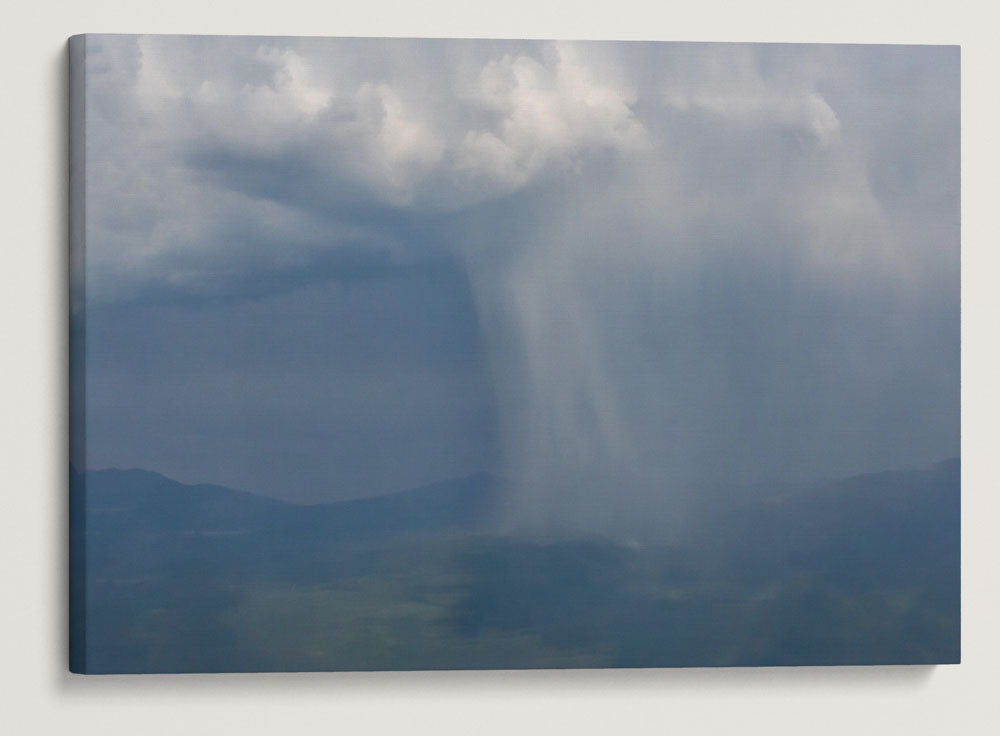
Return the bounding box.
[693,458,960,591]
[74,466,502,539]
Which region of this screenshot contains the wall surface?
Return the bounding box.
[2,1,997,734]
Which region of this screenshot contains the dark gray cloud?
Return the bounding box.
[78,37,959,531]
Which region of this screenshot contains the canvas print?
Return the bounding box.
[68,35,960,673]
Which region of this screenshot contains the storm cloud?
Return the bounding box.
[76,36,959,535]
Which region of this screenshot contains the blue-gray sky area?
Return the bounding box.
[74,36,958,527]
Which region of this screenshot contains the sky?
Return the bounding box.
[73,36,959,532]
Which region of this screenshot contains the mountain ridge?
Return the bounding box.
[74,465,503,538]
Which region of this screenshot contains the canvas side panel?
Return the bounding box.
[68,33,88,675]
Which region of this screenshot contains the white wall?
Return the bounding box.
[3,2,997,734]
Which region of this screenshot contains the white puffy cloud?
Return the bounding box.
[351,82,445,203]
[80,36,955,307]
[81,36,656,302]
[665,88,840,145]
[456,43,647,191]
[114,37,646,208]
[656,43,841,145]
